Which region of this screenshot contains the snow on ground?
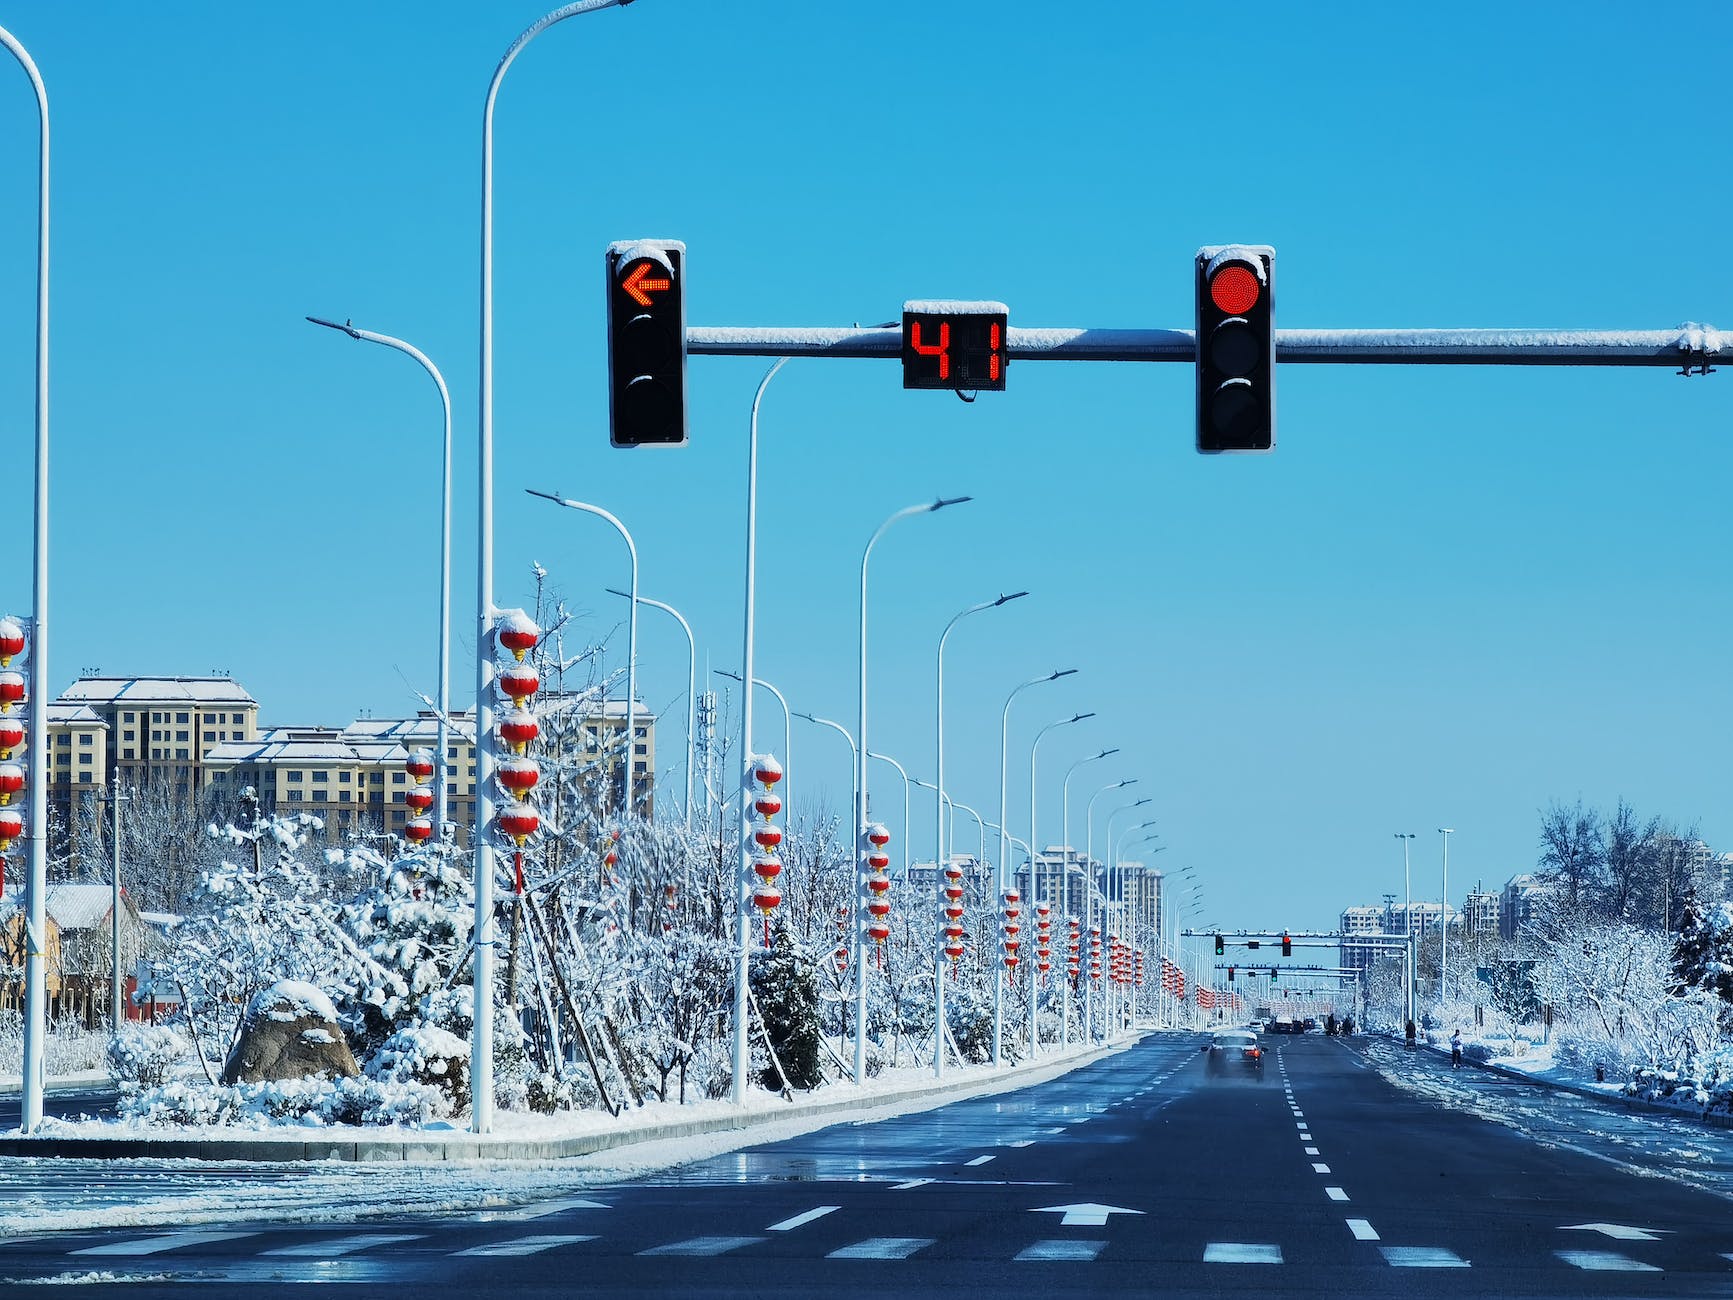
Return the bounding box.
[0,1044,1115,1237]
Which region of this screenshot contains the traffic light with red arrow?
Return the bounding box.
[606,239,687,447]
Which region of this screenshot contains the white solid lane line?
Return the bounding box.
[73,1231,255,1257]
[767,1206,839,1232]
[453,1235,596,1258]
[1346,1219,1379,1241]
[828,1238,933,1260]
[263,1234,423,1257]
[1325,1187,1349,1202]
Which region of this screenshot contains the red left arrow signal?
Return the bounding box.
[622,262,671,307]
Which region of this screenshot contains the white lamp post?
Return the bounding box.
[608,588,695,831]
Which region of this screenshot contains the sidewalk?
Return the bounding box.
[0,1035,1144,1164]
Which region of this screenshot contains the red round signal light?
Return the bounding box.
[1209,264,1261,316]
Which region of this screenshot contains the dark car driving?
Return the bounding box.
[1204,1029,1265,1080]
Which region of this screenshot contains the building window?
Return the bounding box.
[311,790,327,803]
[175,730,188,742]
[391,773,406,785]
[122,748,134,760]
[176,748,189,760]
[287,770,303,783]
[152,712,163,723]
[635,744,648,756]
[176,712,189,724]
[232,713,244,724]
[78,734,92,747]
[312,771,329,783]
[339,772,350,784]
[635,727,648,739]
[370,772,383,785]
[339,791,350,803]
[77,753,91,766]
[123,712,134,724]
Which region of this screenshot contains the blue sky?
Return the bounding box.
[0,2,1726,932]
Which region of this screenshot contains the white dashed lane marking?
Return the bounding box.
[1346,1219,1379,1241]
[891,1178,934,1190]
[263,1234,422,1257]
[638,1236,764,1257]
[828,1237,933,1260]
[1311,1163,1331,1174]
[767,1206,838,1232]
[1017,1240,1106,1261]
[1381,1246,1469,1268]
[1557,1251,1660,1272]
[965,1155,995,1167]
[455,1235,597,1257]
[1325,1187,1349,1202]
[72,1231,255,1257]
[1204,1243,1282,1264]
[1304,1147,1320,1156]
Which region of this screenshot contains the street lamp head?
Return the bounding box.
[1395,832,1415,840]
[1069,711,1095,724]
[1131,797,1152,809]
[1438,827,1454,834]
[1094,748,1120,760]
[714,669,744,684]
[306,315,362,340]
[995,591,1030,606]
[1050,668,1078,681]
[1116,778,1138,789]
[931,495,973,511]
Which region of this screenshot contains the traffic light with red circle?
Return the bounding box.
[1195,244,1275,454]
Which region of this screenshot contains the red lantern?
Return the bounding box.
[0,618,22,667]
[0,718,22,757]
[752,854,783,882]
[865,874,891,895]
[404,787,434,815]
[868,919,890,944]
[0,808,20,849]
[834,946,849,973]
[0,671,25,712]
[405,749,435,781]
[497,610,541,662]
[866,823,891,848]
[866,850,890,872]
[754,791,783,819]
[752,884,781,914]
[404,817,434,844]
[498,662,539,704]
[866,897,891,920]
[752,753,783,787]
[497,757,539,796]
[945,940,965,961]
[497,802,540,845]
[945,921,965,940]
[499,709,539,752]
[0,763,24,804]
[752,821,783,850]
[945,902,965,920]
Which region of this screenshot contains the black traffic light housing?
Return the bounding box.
[1195,244,1275,454]
[607,239,687,447]
[1227,966,1235,982]
[1282,932,1292,957]
[1214,933,1224,956]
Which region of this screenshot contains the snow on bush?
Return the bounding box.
[121,1075,447,1128]
[106,1024,188,1088]
[0,1011,108,1078]
[367,1024,469,1116]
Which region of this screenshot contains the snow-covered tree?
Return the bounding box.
[1671,887,1733,1006]
[749,917,823,1092]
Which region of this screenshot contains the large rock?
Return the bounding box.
[222,980,360,1085]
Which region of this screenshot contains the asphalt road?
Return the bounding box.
[2,1033,1731,1297]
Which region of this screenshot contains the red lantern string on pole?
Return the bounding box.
[861,820,892,966]
[748,754,784,945]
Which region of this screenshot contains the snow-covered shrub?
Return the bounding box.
[121,1075,447,1128]
[750,921,824,1092]
[366,1024,469,1116]
[0,1011,110,1078]
[106,1024,188,1087]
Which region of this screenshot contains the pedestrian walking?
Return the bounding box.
[1450,1028,1463,1069]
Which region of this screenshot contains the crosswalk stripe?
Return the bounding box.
[72,1230,255,1257]
[453,1235,595,1258]
[263,1234,422,1257]
[827,1237,933,1260]
[1017,1239,1106,1262]
[1556,1250,1660,1272]
[965,1155,995,1167]
[1380,1246,1468,1267]
[638,1236,764,1257]
[1346,1219,1379,1241]
[768,1207,838,1232]
[1204,1242,1281,1263]
[1008,1140,1035,1148]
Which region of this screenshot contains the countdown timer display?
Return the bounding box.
[901,300,1008,391]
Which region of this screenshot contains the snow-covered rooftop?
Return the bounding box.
[61,677,257,706]
[44,883,132,931]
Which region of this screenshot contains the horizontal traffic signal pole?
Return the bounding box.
[688,324,1722,368]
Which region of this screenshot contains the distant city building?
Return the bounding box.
[1339,906,1389,973]
[1500,873,1550,940]
[1461,887,1501,938]
[59,675,260,799]
[1389,900,1451,937]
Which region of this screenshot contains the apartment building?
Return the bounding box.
[1461,887,1502,938]
[57,675,259,799]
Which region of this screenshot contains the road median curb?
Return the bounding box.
[0,1035,1147,1163]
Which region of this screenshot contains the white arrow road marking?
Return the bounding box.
[1561,1223,1667,1241]
[768,1206,838,1232]
[1557,1251,1660,1272]
[1034,1204,1145,1227]
[454,1235,595,1257]
[1346,1219,1379,1241]
[73,1231,255,1257]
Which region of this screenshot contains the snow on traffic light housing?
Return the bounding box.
[607,240,687,447]
[1195,244,1275,454]
[902,300,1008,391]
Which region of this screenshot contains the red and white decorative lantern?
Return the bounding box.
[0,717,23,758]
[0,807,21,850]
[498,661,540,706]
[497,756,539,797]
[834,906,850,974]
[499,709,539,753]
[497,801,540,846]
[0,762,24,806]
[405,749,435,781]
[404,816,434,844]
[497,610,541,663]
[752,753,783,788]
[1002,889,1022,970]
[0,618,23,667]
[404,786,434,815]
[0,671,25,713]
[860,822,892,958]
[747,754,784,943]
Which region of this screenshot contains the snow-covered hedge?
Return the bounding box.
[121,1075,447,1128]
[106,1024,188,1088]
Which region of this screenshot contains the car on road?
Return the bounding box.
[1204,1030,1265,1080]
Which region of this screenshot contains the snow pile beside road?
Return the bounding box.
[1625,1046,1733,1117]
[114,1075,447,1128]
